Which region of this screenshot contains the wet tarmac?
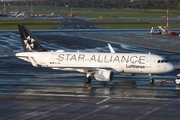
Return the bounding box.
[0,29,180,119]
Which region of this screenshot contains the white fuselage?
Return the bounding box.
[16,52,175,74]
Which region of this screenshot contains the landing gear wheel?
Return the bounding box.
[149,74,154,84]
[84,77,91,84]
[150,79,154,84]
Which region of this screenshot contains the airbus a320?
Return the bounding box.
[16,24,175,84]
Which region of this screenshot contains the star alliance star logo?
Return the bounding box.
[24,36,35,51]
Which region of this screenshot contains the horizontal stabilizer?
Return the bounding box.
[28,56,38,67]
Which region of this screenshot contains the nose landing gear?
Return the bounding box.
[149,74,154,84]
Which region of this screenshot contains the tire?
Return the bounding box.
[84,77,91,84]
[150,79,154,84]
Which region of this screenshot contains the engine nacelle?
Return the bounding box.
[94,70,114,82]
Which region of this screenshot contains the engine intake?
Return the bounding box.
[94,70,114,82]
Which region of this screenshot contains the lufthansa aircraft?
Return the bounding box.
[16,24,175,84]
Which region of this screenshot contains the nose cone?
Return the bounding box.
[166,63,175,73]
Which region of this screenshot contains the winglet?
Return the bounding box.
[18,24,46,52]
[108,43,115,53]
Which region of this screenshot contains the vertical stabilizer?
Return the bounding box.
[18,24,46,52]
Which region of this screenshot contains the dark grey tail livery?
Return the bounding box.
[18,24,46,52]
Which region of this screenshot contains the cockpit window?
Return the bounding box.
[164,60,168,62]
[157,59,168,63]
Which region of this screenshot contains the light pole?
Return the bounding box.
[166,7,169,31]
[8,4,12,14]
[3,0,6,14]
[31,0,33,16]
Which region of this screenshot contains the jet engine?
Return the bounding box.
[94,70,114,82]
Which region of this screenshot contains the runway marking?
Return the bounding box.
[72,105,110,120]
[23,103,72,120]
[135,98,180,120]
[96,97,111,104]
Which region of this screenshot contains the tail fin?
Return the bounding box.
[18,24,46,52]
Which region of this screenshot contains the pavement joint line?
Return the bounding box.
[135,98,180,120]
[24,103,72,120]
[72,105,110,120]
[96,97,111,104]
[110,96,176,101]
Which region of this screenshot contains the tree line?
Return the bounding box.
[1,0,180,9]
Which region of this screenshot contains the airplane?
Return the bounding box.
[16,24,175,84]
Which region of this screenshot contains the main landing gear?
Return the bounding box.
[84,76,92,89]
[149,74,154,84]
[84,73,155,84]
